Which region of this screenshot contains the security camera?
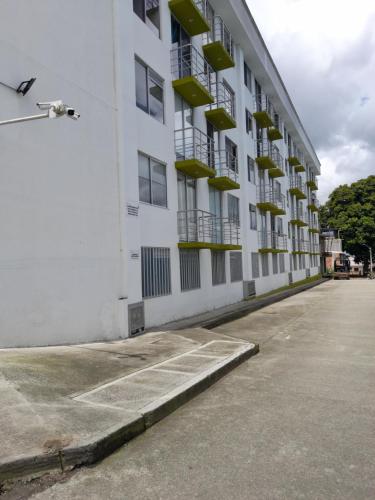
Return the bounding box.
[66,107,80,120]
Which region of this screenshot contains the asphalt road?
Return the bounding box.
[28,280,375,499]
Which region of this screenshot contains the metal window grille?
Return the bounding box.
[230,252,243,282]
[261,253,269,277]
[279,254,285,273]
[272,254,279,275]
[141,247,171,299]
[212,251,226,286]
[247,156,255,183]
[180,249,201,292]
[252,252,260,279]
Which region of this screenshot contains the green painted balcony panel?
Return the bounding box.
[169,0,210,36]
[178,242,242,251]
[205,108,236,130]
[289,187,307,200]
[288,156,300,166]
[307,180,318,191]
[255,155,276,170]
[208,176,240,191]
[253,111,273,129]
[202,41,235,71]
[290,218,308,228]
[308,203,319,212]
[268,166,285,178]
[172,76,214,107]
[256,202,285,216]
[175,159,215,178]
[268,127,283,141]
[295,164,306,173]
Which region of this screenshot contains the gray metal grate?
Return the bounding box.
[180,249,201,292]
[243,280,256,298]
[128,302,145,336]
[230,252,243,282]
[141,247,171,299]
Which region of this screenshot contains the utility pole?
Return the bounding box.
[362,244,373,276]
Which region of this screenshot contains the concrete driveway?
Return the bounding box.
[9,280,375,499]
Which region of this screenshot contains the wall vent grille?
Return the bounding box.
[127,203,139,216]
[243,280,256,298]
[288,272,293,285]
[128,302,145,336]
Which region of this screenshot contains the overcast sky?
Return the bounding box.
[246,0,375,202]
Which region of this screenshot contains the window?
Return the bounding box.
[249,204,257,230]
[180,249,201,292]
[272,254,279,275]
[244,62,252,92]
[138,153,167,207]
[212,251,226,286]
[135,57,164,123]
[245,109,253,135]
[261,254,269,277]
[251,252,260,279]
[141,247,171,298]
[228,194,240,225]
[279,254,285,273]
[230,252,243,282]
[247,156,256,183]
[284,126,287,144]
[133,0,160,37]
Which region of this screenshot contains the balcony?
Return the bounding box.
[289,176,307,200]
[268,125,283,142]
[256,186,286,215]
[253,93,274,128]
[256,141,284,177]
[208,150,240,191]
[171,44,214,107]
[203,16,234,71]
[307,178,318,191]
[169,0,210,36]
[290,209,308,227]
[205,81,236,130]
[307,198,320,212]
[309,242,321,255]
[308,219,320,234]
[291,238,310,255]
[288,150,305,172]
[258,231,288,254]
[175,127,215,178]
[178,209,241,250]
[295,163,305,173]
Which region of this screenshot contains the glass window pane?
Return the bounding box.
[146,1,160,38]
[151,161,167,207]
[149,76,164,123]
[138,153,151,203]
[135,59,148,112]
[133,0,145,20]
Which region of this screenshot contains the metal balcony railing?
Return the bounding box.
[254,92,274,117]
[290,176,307,197]
[292,238,310,253]
[257,186,286,213]
[258,231,287,252]
[175,127,215,168]
[309,218,320,232]
[308,197,320,210]
[214,150,238,183]
[307,176,318,190]
[208,80,236,119]
[204,15,234,59]
[256,141,284,169]
[309,242,320,254]
[171,43,212,91]
[178,209,240,246]
[291,209,308,225]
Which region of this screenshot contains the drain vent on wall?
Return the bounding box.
[243,280,256,298]
[128,302,145,336]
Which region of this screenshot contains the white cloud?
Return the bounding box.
[246,0,375,202]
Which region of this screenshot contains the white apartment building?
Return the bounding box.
[0,0,320,347]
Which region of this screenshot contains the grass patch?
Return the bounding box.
[247,274,322,302]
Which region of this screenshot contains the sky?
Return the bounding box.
[246,0,375,202]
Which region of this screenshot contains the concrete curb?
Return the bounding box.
[158,278,328,333]
[0,343,259,484]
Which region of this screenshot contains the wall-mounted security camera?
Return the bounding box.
[0,100,80,127]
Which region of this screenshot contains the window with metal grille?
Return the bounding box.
[212,251,226,286]
[141,247,171,298]
[179,249,201,292]
[230,252,243,282]
[247,156,256,183]
[251,252,260,279]
[261,254,269,277]
[249,204,257,230]
[138,152,167,207]
[279,254,285,273]
[272,254,279,275]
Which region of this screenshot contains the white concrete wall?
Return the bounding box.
[0,0,127,347]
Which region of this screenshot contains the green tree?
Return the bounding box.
[319,175,375,270]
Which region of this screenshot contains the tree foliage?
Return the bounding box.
[319,176,375,267]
